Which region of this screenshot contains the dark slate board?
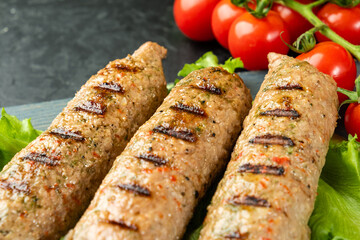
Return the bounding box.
[4,70,266,131]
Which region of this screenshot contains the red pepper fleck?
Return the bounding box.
[272,156,290,165]
[66,183,75,189]
[170,175,177,182]
[174,198,181,209]
[236,152,243,160]
[280,183,293,197]
[142,168,153,174]
[157,167,170,173]
[260,180,267,189]
[92,152,100,158]
[19,211,27,218]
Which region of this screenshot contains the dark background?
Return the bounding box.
[0,0,230,107]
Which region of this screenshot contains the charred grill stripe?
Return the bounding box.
[224,232,249,239]
[113,63,142,73]
[153,125,196,142]
[74,100,106,115]
[95,81,124,93]
[117,183,151,196]
[22,152,60,166]
[260,109,300,118]
[249,134,294,146]
[228,195,271,208]
[50,128,85,141]
[136,153,167,166]
[277,83,303,90]
[102,219,138,231]
[193,81,222,95]
[0,180,30,194]
[239,163,285,176]
[170,103,206,116]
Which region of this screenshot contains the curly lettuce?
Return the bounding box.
[167,52,243,91]
[0,108,42,169]
[309,135,360,240]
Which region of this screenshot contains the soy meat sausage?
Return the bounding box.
[199,53,338,240]
[66,67,252,240]
[0,42,168,240]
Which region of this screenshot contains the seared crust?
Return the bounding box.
[0,42,168,240]
[200,53,338,240]
[66,67,252,240]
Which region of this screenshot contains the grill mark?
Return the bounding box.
[224,232,249,239]
[193,81,222,95]
[0,180,30,195]
[95,81,124,93]
[239,163,285,176]
[228,195,271,208]
[113,63,142,73]
[102,219,138,231]
[136,153,167,166]
[260,109,300,118]
[153,125,196,142]
[50,128,85,141]
[249,134,294,146]
[74,100,106,115]
[117,183,151,196]
[22,152,60,166]
[170,103,206,116]
[276,83,303,90]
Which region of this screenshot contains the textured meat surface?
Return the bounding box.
[66,67,252,240]
[0,42,167,240]
[199,53,338,240]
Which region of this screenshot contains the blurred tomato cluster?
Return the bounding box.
[173,0,360,136]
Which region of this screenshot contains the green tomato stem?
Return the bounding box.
[277,0,360,61]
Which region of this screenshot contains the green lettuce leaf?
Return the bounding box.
[0,108,42,169]
[177,52,219,78]
[309,135,360,240]
[167,52,243,91]
[220,57,244,74]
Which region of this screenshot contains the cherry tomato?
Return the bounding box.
[315,3,360,45]
[211,0,248,49]
[272,0,314,43]
[296,42,357,103]
[173,0,219,41]
[345,103,360,137]
[228,10,290,70]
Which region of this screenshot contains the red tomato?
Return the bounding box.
[296,42,357,103]
[173,0,219,41]
[345,103,360,137]
[211,0,248,49]
[228,11,290,70]
[272,0,314,43]
[315,3,360,45]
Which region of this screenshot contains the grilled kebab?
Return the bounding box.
[66,67,252,240]
[199,53,339,240]
[0,42,168,239]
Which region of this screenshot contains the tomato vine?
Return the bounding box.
[275,0,360,61]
